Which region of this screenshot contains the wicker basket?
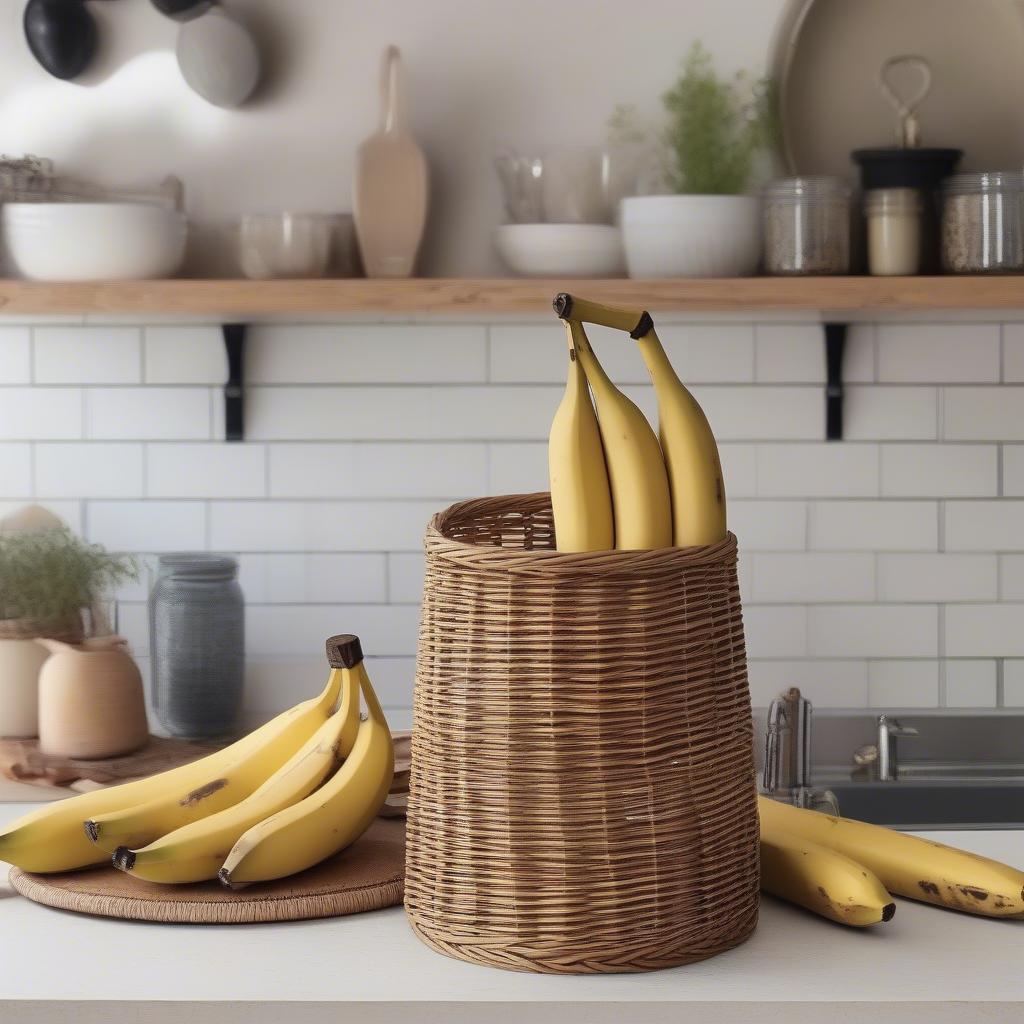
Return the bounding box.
[405,493,759,975]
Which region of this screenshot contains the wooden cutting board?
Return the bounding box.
[9,817,405,924]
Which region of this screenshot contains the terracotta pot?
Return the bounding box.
[37,636,149,759]
[0,637,50,737]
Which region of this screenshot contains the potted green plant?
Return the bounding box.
[620,43,776,277]
[0,520,136,737]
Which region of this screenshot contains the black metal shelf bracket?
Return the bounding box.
[824,321,847,441]
[222,323,246,442]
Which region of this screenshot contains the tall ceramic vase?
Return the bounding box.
[0,634,50,737]
[37,636,149,759]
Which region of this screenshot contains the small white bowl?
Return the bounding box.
[620,195,761,278]
[2,202,187,281]
[238,213,334,279]
[494,223,625,277]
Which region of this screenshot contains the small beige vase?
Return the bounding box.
[0,638,50,737]
[37,636,149,760]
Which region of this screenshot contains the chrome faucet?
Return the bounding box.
[762,688,838,812]
[877,715,918,781]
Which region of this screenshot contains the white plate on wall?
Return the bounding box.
[771,0,1024,178]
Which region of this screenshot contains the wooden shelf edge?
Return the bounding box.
[0,276,1023,316]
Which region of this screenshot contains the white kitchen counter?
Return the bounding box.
[1,801,1022,1024]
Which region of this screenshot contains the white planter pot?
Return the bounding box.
[620,195,761,278]
[0,638,48,737]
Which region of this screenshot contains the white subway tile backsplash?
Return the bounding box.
[34,327,140,385]
[658,324,756,382]
[881,444,998,497]
[743,605,807,658]
[268,442,486,499]
[746,659,869,709]
[145,326,226,384]
[808,605,938,658]
[245,604,420,657]
[87,501,206,552]
[0,328,30,383]
[236,553,388,604]
[1002,323,1024,382]
[1002,555,1024,600]
[248,386,559,441]
[810,501,938,551]
[730,501,807,551]
[0,443,31,496]
[1004,660,1024,707]
[693,386,821,440]
[868,661,939,707]
[209,500,438,552]
[248,324,487,384]
[88,388,211,440]
[756,443,878,497]
[945,660,998,707]
[147,443,266,498]
[877,324,1000,383]
[877,554,997,602]
[755,323,874,384]
[116,601,149,658]
[388,552,425,604]
[719,445,757,498]
[36,443,144,498]
[945,502,1024,551]
[488,443,546,494]
[1004,446,1024,496]
[944,388,1024,441]
[946,605,1024,656]
[843,387,938,441]
[0,388,82,439]
[751,553,875,603]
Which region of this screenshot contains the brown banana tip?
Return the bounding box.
[553,293,573,319]
[218,866,246,890]
[326,634,362,669]
[112,847,135,872]
[882,902,896,922]
[83,819,100,843]
[629,310,654,339]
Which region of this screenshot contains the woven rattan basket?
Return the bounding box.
[405,493,759,974]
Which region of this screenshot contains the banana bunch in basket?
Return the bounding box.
[0,635,394,887]
[549,293,726,552]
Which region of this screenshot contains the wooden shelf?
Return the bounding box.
[1,276,1024,316]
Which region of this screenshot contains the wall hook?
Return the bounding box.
[222,323,246,442]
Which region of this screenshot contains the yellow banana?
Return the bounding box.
[113,666,361,884]
[563,318,672,550]
[760,820,895,927]
[634,322,726,547]
[759,795,1024,918]
[0,667,342,873]
[219,650,393,888]
[548,325,614,552]
[554,293,725,547]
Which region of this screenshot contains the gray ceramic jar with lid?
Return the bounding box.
[149,553,244,738]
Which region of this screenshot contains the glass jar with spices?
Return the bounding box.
[865,188,923,276]
[942,172,1024,273]
[762,177,851,275]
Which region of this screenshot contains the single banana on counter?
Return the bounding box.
[113,660,361,884]
[560,317,672,550]
[0,667,342,873]
[759,795,1024,918]
[548,324,614,552]
[760,818,895,927]
[554,293,725,547]
[219,637,394,888]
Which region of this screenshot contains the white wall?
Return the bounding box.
[0,0,785,275]
[2,315,1024,727]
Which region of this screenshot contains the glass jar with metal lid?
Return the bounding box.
[762,177,852,275]
[942,172,1024,273]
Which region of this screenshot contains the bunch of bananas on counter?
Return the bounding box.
[759,796,1024,927]
[0,634,394,886]
[549,293,726,552]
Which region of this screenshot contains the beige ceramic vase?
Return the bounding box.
[0,636,50,737]
[37,636,149,760]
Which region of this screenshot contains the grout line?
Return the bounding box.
[996,658,1005,707]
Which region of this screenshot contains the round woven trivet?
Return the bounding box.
[9,817,404,924]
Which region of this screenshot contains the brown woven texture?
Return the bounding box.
[405,493,760,975]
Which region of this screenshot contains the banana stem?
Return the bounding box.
[554,293,649,336]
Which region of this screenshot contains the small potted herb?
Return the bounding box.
[0,518,136,737]
[620,43,776,277]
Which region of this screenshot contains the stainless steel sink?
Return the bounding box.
[820,779,1024,831]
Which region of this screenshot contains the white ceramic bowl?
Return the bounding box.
[2,202,187,281]
[620,195,761,277]
[494,223,625,277]
[238,212,335,279]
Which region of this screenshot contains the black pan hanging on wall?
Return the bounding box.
[23,0,105,81]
